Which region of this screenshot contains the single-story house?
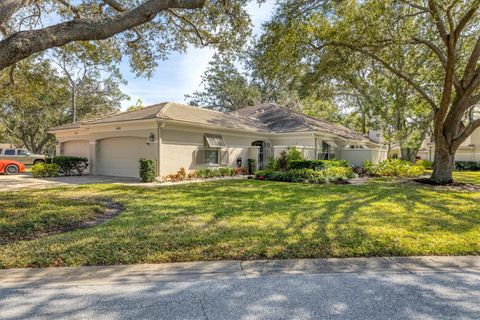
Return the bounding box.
[49,103,387,179]
[390,127,480,162]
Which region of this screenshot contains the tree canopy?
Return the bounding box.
[251,0,480,183]
[0,58,125,153]
[0,0,253,75]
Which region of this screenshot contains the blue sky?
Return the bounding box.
[119,1,276,110]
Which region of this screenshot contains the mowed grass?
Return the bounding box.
[0,177,479,268]
[454,171,480,184]
[0,193,104,244]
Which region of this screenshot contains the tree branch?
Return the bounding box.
[311,41,438,111]
[452,118,480,149]
[454,0,480,38]
[411,36,461,92]
[461,35,480,89]
[0,0,206,71]
[166,8,210,46]
[56,0,81,19]
[0,0,28,26]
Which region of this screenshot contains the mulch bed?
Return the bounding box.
[411,178,480,191]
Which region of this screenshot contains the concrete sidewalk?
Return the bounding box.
[1,256,479,288]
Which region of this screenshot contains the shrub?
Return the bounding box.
[455,161,480,171]
[31,163,60,178]
[364,159,424,177]
[416,159,434,170]
[255,167,356,184]
[322,166,356,181]
[288,159,349,170]
[266,158,277,171]
[287,147,303,161]
[277,151,289,171]
[218,167,235,176]
[247,159,256,174]
[139,159,157,182]
[164,167,188,182]
[52,156,89,176]
[195,167,236,179]
[235,167,248,175]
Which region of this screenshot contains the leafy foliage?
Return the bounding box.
[288,160,349,170]
[53,156,89,176]
[139,159,157,182]
[256,166,355,184]
[0,58,124,154]
[364,160,424,178]
[31,163,60,178]
[0,1,253,76]
[455,161,480,171]
[186,54,262,111]
[287,147,303,161]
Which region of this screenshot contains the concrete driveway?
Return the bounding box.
[0,173,140,192]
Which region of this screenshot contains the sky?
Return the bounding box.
[118,0,276,110]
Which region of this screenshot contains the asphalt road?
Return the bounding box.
[1,270,479,320]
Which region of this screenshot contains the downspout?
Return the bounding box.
[157,121,162,178]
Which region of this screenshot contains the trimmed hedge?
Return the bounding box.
[288,159,349,170]
[31,163,60,178]
[52,156,89,176]
[196,167,236,178]
[455,161,480,171]
[139,159,157,182]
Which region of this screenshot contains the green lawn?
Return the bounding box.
[0,176,479,268]
[454,171,480,184]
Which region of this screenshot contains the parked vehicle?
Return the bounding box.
[0,160,26,175]
[0,148,45,165]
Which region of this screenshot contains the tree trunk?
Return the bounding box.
[431,143,455,184]
[72,83,77,123]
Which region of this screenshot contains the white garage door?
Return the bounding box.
[62,140,90,173]
[98,137,149,178]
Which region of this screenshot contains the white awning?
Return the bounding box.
[204,134,226,148]
[324,140,339,149]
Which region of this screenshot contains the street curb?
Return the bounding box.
[1,256,479,288]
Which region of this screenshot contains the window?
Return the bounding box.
[17,149,29,156]
[4,149,15,156]
[204,149,219,164]
[204,134,226,148]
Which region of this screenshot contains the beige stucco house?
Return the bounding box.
[49,103,387,179]
[390,128,480,162]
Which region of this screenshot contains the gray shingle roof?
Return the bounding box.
[232,103,369,141]
[49,102,370,142]
[48,122,83,131]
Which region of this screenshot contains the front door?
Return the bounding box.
[252,141,265,170]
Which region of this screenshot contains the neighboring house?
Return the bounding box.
[49,103,387,179]
[390,127,480,162]
[0,143,15,149]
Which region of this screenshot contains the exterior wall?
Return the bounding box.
[160,124,267,176]
[340,149,388,166]
[53,120,390,178]
[270,135,316,160]
[54,121,159,177]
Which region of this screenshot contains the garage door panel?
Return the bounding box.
[98,137,149,178]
